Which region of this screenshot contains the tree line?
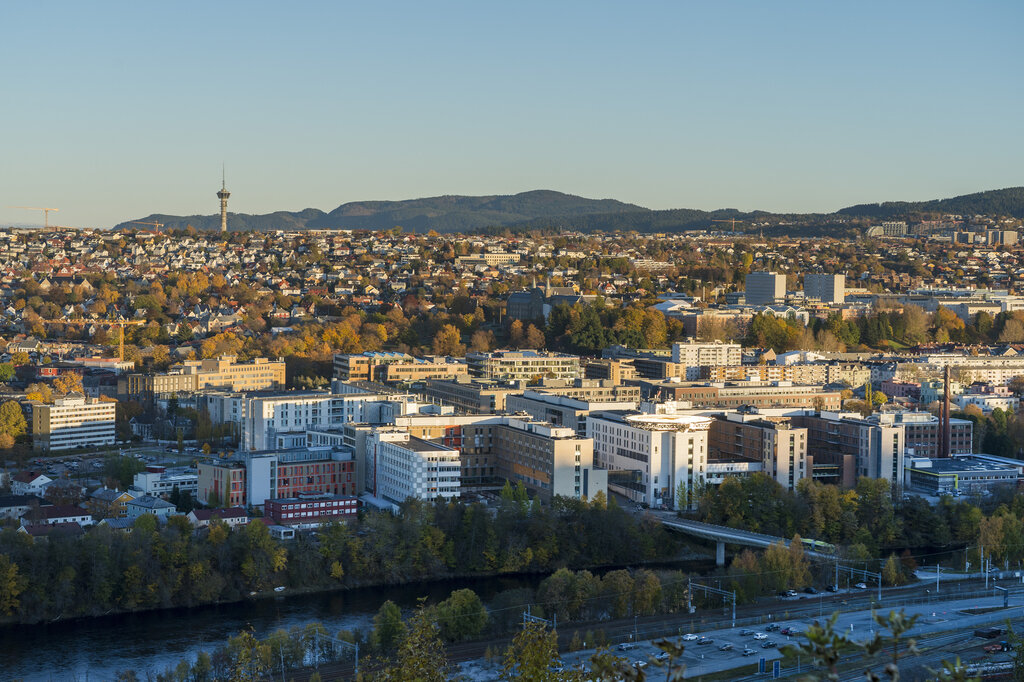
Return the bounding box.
[0,492,680,625]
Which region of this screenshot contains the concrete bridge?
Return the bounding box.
[653,515,835,566]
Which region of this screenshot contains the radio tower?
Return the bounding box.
[217,165,230,233]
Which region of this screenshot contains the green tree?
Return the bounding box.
[0,363,14,382]
[372,600,407,653]
[376,600,448,682]
[0,401,27,440]
[434,588,488,642]
[0,554,26,615]
[502,621,568,681]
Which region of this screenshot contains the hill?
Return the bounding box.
[837,187,1024,219]
[114,186,1024,234]
[114,190,645,233]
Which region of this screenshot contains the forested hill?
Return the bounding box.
[837,186,1024,219]
[113,190,646,233]
[114,186,1024,233]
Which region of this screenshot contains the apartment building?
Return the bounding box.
[586,405,712,510]
[708,413,808,491]
[804,273,846,304]
[118,355,285,401]
[132,466,199,498]
[32,394,116,451]
[366,430,461,506]
[745,272,787,305]
[466,350,581,382]
[670,341,742,370]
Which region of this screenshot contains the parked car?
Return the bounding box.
[617,643,637,651]
[825,584,839,592]
[804,586,818,594]
[719,643,733,651]
[739,629,755,636]
[753,632,768,640]
[697,637,714,646]
[854,582,868,589]
[762,641,778,649]
[742,648,756,656]
[681,633,698,641]
[654,652,670,661]
[765,623,781,632]
[785,589,798,597]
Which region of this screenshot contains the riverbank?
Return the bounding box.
[0,554,714,681]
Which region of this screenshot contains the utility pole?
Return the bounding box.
[936,563,940,593]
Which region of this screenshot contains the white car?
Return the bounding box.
[681,633,699,641]
[753,632,768,640]
[854,582,868,589]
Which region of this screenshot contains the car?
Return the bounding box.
[804,586,818,594]
[739,629,755,636]
[765,623,781,632]
[617,643,637,651]
[776,590,788,597]
[633,660,647,669]
[742,648,756,656]
[753,632,768,640]
[718,643,733,651]
[785,589,798,597]
[780,627,795,636]
[854,582,868,589]
[697,637,714,646]
[761,641,778,649]
[654,652,670,661]
[825,585,839,593]
[681,633,699,641]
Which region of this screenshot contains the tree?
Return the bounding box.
[434,588,488,642]
[0,363,14,382]
[431,324,465,356]
[502,621,564,681]
[0,554,26,615]
[523,324,545,350]
[469,329,494,352]
[372,600,406,653]
[53,372,84,396]
[0,401,27,440]
[376,600,448,682]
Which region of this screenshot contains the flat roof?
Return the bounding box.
[913,458,1018,475]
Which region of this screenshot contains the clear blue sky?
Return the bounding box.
[1,1,1021,227]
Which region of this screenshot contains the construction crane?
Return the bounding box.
[9,206,59,228]
[129,220,164,233]
[40,318,146,361]
[711,218,744,233]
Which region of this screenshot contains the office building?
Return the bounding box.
[506,391,639,436]
[118,355,285,401]
[708,413,808,491]
[492,418,606,502]
[265,492,359,527]
[132,466,199,498]
[366,430,461,506]
[32,394,116,451]
[587,404,711,510]
[745,272,787,305]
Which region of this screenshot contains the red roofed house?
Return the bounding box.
[187,507,250,529]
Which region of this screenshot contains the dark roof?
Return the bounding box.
[20,522,84,538]
[191,507,248,521]
[0,494,49,509]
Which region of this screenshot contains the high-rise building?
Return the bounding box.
[32,394,116,451]
[744,271,787,305]
[217,168,230,233]
[587,404,711,510]
[804,273,846,304]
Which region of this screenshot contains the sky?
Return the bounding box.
[1,1,1021,228]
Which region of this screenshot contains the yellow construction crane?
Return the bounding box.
[129,221,164,232]
[711,218,744,232]
[10,206,60,228]
[40,318,146,361]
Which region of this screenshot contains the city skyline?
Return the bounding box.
[2,1,1021,227]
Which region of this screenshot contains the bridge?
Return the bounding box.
[652,514,835,566]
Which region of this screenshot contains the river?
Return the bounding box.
[0,560,713,681]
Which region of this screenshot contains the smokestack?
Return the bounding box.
[942,365,952,457]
